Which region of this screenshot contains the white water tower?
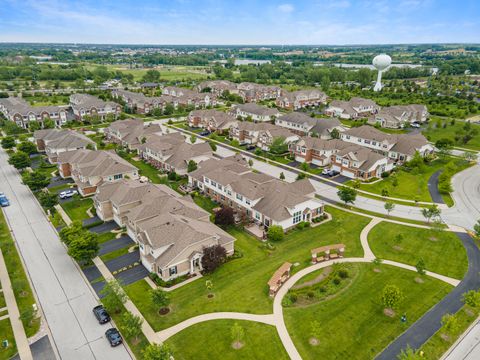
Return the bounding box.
[372,54,392,92]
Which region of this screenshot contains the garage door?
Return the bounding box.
[341,170,356,178]
[312,158,325,166]
[295,156,306,163]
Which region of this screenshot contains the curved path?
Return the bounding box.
[428,170,445,204]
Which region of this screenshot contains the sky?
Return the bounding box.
[0,0,478,45]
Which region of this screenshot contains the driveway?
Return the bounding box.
[105,250,140,272]
[89,221,119,234]
[428,170,445,204]
[12,335,56,360]
[0,149,131,360]
[376,232,480,359]
[47,177,73,189]
[114,265,149,286]
[99,235,134,256]
[83,215,102,227]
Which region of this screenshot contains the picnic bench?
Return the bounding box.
[311,244,345,263]
[268,262,292,297]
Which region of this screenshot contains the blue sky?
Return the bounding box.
[0,0,478,45]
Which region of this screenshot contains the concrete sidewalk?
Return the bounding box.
[0,245,33,360]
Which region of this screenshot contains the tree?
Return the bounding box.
[310,320,321,342]
[142,344,173,360]
[209,141,217,151]
[381,188,389,197]
[384,202,395,217]
[300,162,309,172]
[279,172,285,180]
[382,284,404,310]
[101,279,127,314]
[421,205,441,223]
[463,151,477,162]
[330,128,340,139]
[16,141,37,155]
[267,225,284,242]
[22,170,50,191]
[67,231,99,265]
[337,186,357,206]
[231,322,245,348]
[43,118,55,129]
[462,290,480,308]
[150,288,170,313]
[415,258,426,275]
[38,191,58,209]
[201,244,227,273]
[248,159,253,167]
[296,172,306,180]
[190,134,197,144]
[1,136,15,149]
[142,69,160,83]
[269,136,288,154]
[19,307,37,327]
[28,121,41,132]
[187,160,198,172]
[214,206,235,227]
[474,219,480,238]
[163,103,174,115]
[435,138,454,150]
[59,221,83,245]
[397,345,422,360]
[8,151,31,169]
[441,313,460,336]
[121,311,143,344]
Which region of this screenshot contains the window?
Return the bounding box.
[218,184,223,190]
[169,266,177,276]
[236,193,243,201]
[293,211,302,224]
[205,178,209,184]
[246,199,251,205]
[227,190,232,196]
[255,212,261,220]
[113,174,123,180]
[211,181,217,187]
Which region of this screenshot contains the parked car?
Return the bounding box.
[246,145,256,151]
[93,305,110,324]
[199,130,210,136]
[329,170,340,177]
[321,168,330,175]
[59,189,78,199]
[411,123,421,128]
[0,193,10,207]
[105,328,123,347]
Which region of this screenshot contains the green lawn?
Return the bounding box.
[100,245,131,262]
[0,211,40,337]
[423,120,480,151]
[124,155,163,184]
[0,318,16,360]
[192,193,218,213]
[97,231,117,244]
[166,320,289,360]
[350,158,470,202]
[124,206,369,331]
[61,197,93,222]
[368,222,468,279]
[48,183,74,194]
[284,263,453,360]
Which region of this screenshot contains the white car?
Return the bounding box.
[59,189,78,199]
[411,123,421,128]
[321,168,330,175]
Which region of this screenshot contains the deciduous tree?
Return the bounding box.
[101,279,127,314]
[8,151,31,169]
[201,244,227,273]
[121,311,143,344]
[142,344,172,360]
[267,225,284,242]
[337,186,357,206]
[382,284,404,310]
[214,206,235,227]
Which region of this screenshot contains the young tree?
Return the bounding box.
[330,128,340,139]
[190,134,197,144]
[267,225,284,242]
[384,201,395,217]
[20,307,37,327]
[296,172,306,180]
[43,118,55,129]
[270,136,288,154]
[201,244,227,273]
[421,205,441,223]
[231,322,245,348]
[474,219,480,238]
[337,186,357,206]
[187,160,198,172]
[8,151,31,169]
[382,284,404,310]
[38,191,58,209]
[28,121,41,132]
[381,188,389,197]
[248,159,253,167]
[214,206,235,227]
[209,141,217,151]
[279,172,285,180]
[1,136,16,149]
[121,311,143,345]
[441,313,460,336]
[415,258,426,275]
[142,344,173,360]
[101,279,127,314]
[462,290,480,308]
[67,231,99,265]
[397,345,422,360]
[16,141,37,155]
[300,162,309,172]
[310,320,321,343]
[150,288,170,313]
[22,170,50,191]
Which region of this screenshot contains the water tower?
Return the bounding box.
[372,54,392,92]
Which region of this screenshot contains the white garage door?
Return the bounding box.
[341,170,356,178]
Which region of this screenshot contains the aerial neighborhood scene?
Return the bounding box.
[1,1,480,360]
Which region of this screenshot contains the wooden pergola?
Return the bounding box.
[267,262,292,297]
[311,244,346,263]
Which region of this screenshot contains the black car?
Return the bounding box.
[199,130,210,136]
[105,328,123,347]
[246,145,256,151]
[93,305,110,324]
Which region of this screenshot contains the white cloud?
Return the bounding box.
[278,3,294,13]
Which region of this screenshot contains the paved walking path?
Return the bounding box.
[360,217,380,260]
[53,204,71,225]
[93,257,161,344]
[0,243,33,360]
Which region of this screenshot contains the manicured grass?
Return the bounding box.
[61,197,93,222]
[97,231,117,244]
[166,320,289,360]
[0,211,40,337]
[100,246,131,263]
[0,292,6,308]
[0,318,16,360]
[48,183,74,194]
[349,158,471,202]
[124,155,163,184]
[419,305,480,359]
[284,263,453,360]
[368,222,468,279]
[192,193,218,214]
[423,121,480,151]
[124,206,369,331]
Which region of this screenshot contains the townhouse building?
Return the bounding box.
[0,97,69,128]
[290,137,352,166]
[275,112,344,138]
[187,109,237,133]
[162,86,216,108]
[188,158,324,231]
[94,180,235,280]
[325,97,380,119]
[231,103,281,122]
[196,80,238,96]
[257,127,299,152]
[276,89,327,110]
[236,82,282,102]
[70,93,121,121]
[104,118,164,150]
[229,122,278,145]
[340,125,434,163]
[139,133,214,175]
[369,104,429,128]
[33,129,96,163]
[57,149,139,196]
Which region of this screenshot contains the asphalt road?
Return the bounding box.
[0,149,131,360]
[428,170,445,204]
[376,232,480,360]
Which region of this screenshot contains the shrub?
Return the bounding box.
[338,269,349,279]
[381,171,390,178]
[201,244,227,273]
[267,225,284,242]
[333,277,341,285]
